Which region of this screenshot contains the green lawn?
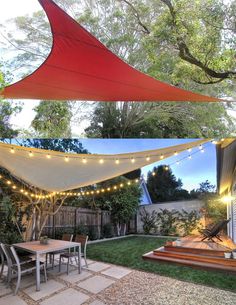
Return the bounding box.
[87,236,236,292]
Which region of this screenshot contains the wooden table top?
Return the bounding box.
[13,239,80,254]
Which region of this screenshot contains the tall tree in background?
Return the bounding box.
[0,69,21,137]
[31,101,72,138]
[147,165,189,202]
[1,0,236,137]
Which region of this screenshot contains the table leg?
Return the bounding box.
[36,253,40,291]
[78,245,81,274]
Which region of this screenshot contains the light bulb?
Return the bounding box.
[146,156,150,161]
[12,185,16,189]
[114,186,117,190]
[131,157,135,163]
[65,156,69,162]
[7,180,11,185]
[188,155,192,159]
[82,158,87,164]
[174,151,178,156]
[46,154,51,159]
[115,159,120,164]
[187,148,192,152]
[120,183,124,187]
[127,181,131,186]
[107,187,111,191]
[135,179,139,183]
[29,151,34,157]
[160,155,164,160]
[152,172,156,176]
[99,159,104,164]
[10,148,15,154]
[164,166,169,171]
[200,149,204,153]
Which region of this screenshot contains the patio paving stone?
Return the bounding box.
[12,274,37,289]
[47,264,73,275]
[0,295,27,305]
[0,282,12,296]
[86,262,111,272]
[101,266,132,279]
[23,279,65,301]
[40,288,90,305]
[59,269,93,283]
[77,275,115,294]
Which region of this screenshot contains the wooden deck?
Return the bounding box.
[143,235,236,273]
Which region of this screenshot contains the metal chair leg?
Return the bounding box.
[67,258,69,275]
[14,272,21,295]
[84,253,88,268]
[43,264,47,283]
[59,256,62,272]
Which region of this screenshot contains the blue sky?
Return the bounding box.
[79,139,216,191]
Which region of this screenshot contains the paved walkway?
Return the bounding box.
[1,259,236,305]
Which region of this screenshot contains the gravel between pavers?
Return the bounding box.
[97,270,236,305]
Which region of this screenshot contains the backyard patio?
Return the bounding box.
[1,237,236,305]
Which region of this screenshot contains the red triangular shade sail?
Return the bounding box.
[1,0,220,102]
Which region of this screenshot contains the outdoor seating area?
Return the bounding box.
[143,234,236,273]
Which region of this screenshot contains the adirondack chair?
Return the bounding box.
[201,219,230,242]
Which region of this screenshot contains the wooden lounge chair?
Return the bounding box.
[201,219,230,242]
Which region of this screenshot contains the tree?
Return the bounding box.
[0,139,89,241]
[31,101,72,138]
[0,69,21,137]
[147,165,189,202]
[85,101,234,138]
[1,0,235,138]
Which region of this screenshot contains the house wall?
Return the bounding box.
[137,199,204,234]
[229,171,236,243]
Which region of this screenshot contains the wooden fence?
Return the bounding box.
[42,206,118,239]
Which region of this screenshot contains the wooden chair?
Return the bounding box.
[10,246,47,295]
[59,234,88,275]
[201,219,230,242]
[46,233,73,268]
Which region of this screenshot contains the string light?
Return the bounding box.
[200,149,205,153]
[99,159,104,164]
[187,148,192,152]
[164,166,169,171]
[29,151,34,157]
[131,157,135,163]
[82,158,87,164]
[174,151,178,156]
[10,147,15,154]
[46,154,51,159]
[115,159,120,164]
[160,155,164,159]
[146,156,150,161]
[188,155,192,159]
[65,156,69,162]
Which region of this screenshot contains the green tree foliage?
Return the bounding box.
[20,138,88,154]
[31,101,72,138]
[75,176,141,235]
[1,0,235,138]
[146,165,190,202]
[0,69,21,137]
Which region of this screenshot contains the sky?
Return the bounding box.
[77,139,217,191]
[1,0,235,136]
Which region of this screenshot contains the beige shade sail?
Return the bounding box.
[0,140,209,192]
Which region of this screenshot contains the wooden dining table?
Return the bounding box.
[13,239,81,291]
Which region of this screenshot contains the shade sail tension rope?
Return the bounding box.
[0,139,209,192]
[1,0,221,102]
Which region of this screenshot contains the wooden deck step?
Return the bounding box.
[162,245,227,257]
[154,247,236,267]
[143,251,236,273]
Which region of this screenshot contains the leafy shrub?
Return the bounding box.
[156,209,179,235]
[139,208,158,234]
[88,226,99,240]
[54,227,74,239]
[102,223,114,238]
[75,225,89,236]
[179,209,200,236]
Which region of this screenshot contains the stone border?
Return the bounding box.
[87,234,178,244]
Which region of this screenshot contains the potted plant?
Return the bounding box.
[224,252,231,259]
[232,250,236,259]
[40,236,49,245]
